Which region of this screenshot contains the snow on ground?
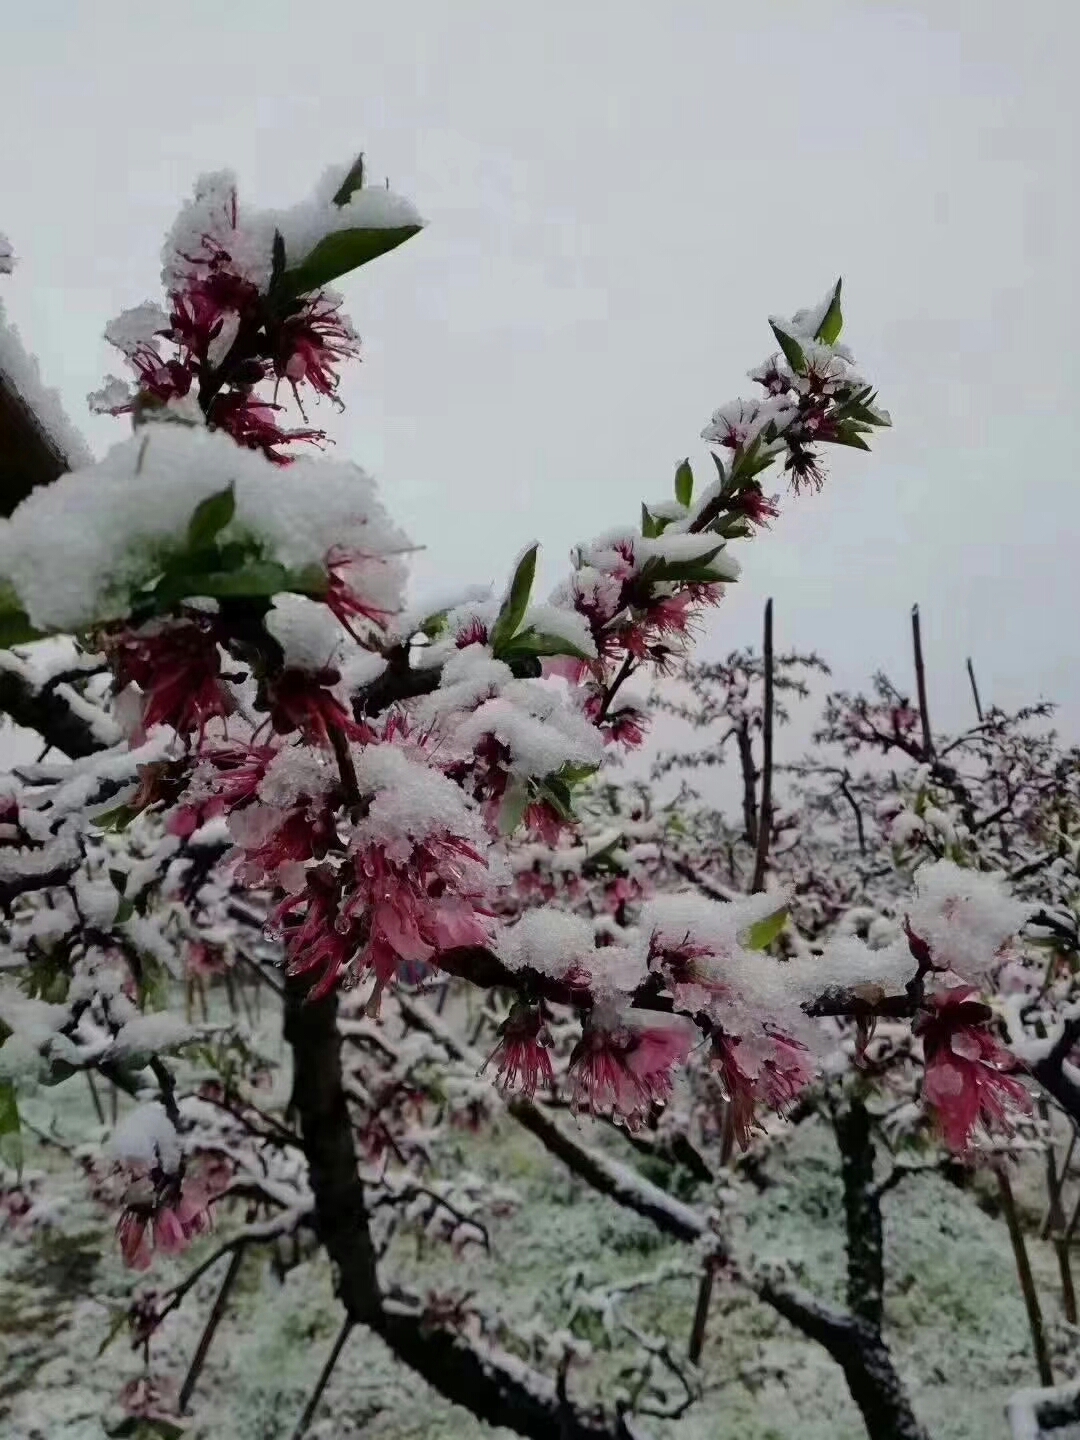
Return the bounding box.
[2,1025,1078,1440]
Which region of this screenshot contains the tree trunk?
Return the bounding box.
[283,978,381,1323]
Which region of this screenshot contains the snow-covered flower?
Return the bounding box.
[568,1009,694,1128]
[907,860,1031,983]
[483,1002,555,1098]
[104,618,234,744]
[275,290,359,399]
[914,986,1031,1152]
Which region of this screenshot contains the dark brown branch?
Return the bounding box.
[834,1098,884,1330]
[735,720,759,848]
[291,1316,355,1439]
[910,606,933,761]
[178,1245,247,1413]
[0,667,107,759]
[966,657,984,723]
[374,1303,624,1440]
[997,1165,1054,1386]
[283,978,382,1324]
[751,597,774,893]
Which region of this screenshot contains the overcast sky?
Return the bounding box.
[1,0,1077,751]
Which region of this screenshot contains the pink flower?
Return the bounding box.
[185,940,226,979]
[483,1003,555,1097]
[106,619,233,744]
[115,1172,213,1270]
[266,667,371,747]
[116,1206,154,1270]
[168,269,260,372]
[524,799,570,848]
[345,835,494,985]
[568,1014,694,1129]
[234,799,337,888]
[275,292,360,400]
[325,550,396,639]
[914,986,1032,1152]
[272,869,359,999]
[710,1034,759,1149]
[167,740,277,836]
[710,1029,815,1150]
[604,875,644,914]
[210,391,324,462]
[734,484,781,528]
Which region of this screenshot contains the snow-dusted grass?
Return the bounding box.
[3,1064,1078,1440]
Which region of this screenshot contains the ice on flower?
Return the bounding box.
[266,594,344,672]
[0,424,411,631]
[907,859,1031,982]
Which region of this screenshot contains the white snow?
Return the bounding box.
[0,423,411,632]
[108,1100,182,1172]
[162,166,424,296]
[908,859,1031,982]
[110,1012,195,1060]
[0,295,94,470]
[265,593,343,672]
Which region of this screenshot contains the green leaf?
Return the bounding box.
[496,782,530,837]
[831,424,872,452]
[556,762,600,787]
[0,1079,22,1177]
[186,485,235,552]
[90,804,139,833]
[640,503,663,540]
[490,544,539,655]
[114,897,136,925]
[331,153,366,207]
[639,548,727,587]
[0,582,43,648]
[741,907,788,950]
[769,322,806,374]
[501,629,592,663]
[815,278,843,345]
[279,225,422,299]
[674,459,693,508]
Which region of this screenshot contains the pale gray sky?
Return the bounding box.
[2,0,1077,739]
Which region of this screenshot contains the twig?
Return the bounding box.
[687,1263,715,1364]
[997,1166,1054,1386]
[178,1244,247,1412]
[966,656,984,723]
[290,1315,354,1439]
[750,597,774,894]
[911,605,933,760]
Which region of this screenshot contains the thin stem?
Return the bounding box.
[596,654,635,723]
[911,605,933,761]
[290,1316,354,1439]
[687,1263,715,1365]
[997,1166,1053,1386]
[328,724,361,805]
[178,1245,247,1412]
[750,598,774,894]
[85,1071,105,1126]
[966,656,984,723]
